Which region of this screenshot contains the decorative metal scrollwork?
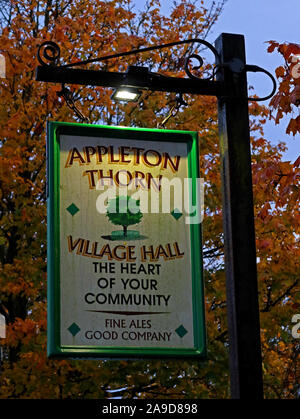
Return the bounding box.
[36,39,276,103]
[37,41,61,66]
[184,53,205,80]
[57,38,221,82]
[245,64,277,102]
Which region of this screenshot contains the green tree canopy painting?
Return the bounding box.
[106,195,143,238]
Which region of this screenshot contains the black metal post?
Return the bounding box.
[215,33,263,399]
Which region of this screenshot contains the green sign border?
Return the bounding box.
[47,121,206,359]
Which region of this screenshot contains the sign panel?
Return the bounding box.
[47,121,206,358]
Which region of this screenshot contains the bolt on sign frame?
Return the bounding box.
[47,121,206,359]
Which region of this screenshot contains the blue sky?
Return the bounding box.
[133,0,299,162]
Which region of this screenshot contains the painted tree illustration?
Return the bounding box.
[106,196,143,237]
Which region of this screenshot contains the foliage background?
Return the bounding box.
[0,0,299,398]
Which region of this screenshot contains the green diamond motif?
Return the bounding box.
[66,203,79,216]
[68,323,80,337]
[175,325,188,338]
[171,208,183,220]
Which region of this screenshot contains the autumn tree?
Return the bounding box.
[0,0,298,399]
[268,41,300,135]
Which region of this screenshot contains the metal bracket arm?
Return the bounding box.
[35,40,276,101]
[35,64,223,96]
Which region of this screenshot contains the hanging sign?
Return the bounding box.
[47,121,206,358]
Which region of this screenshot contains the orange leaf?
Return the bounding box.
[275,66,285,78]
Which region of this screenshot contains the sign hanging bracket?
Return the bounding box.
[36,39,276,104]
[57,83,90,123]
